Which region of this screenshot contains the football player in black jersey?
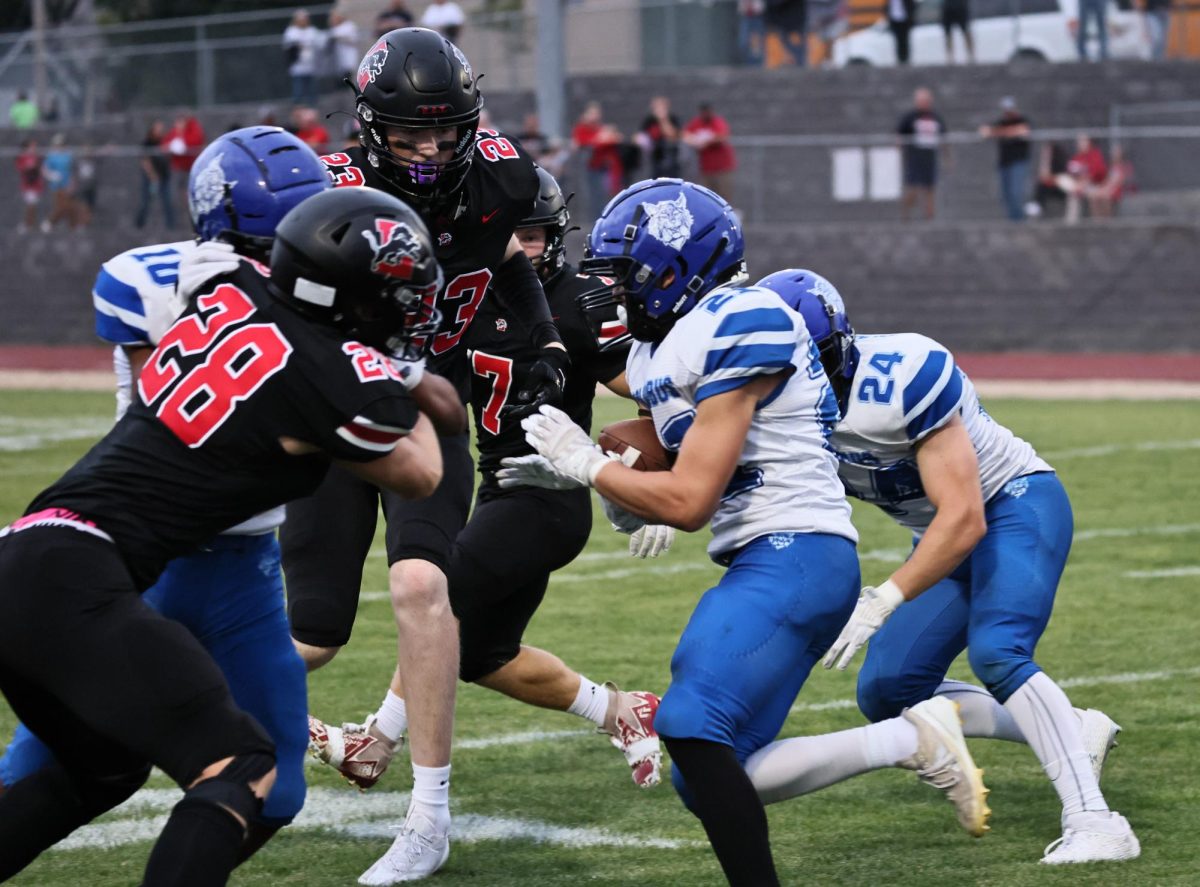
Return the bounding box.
[362,169,674,797]
[286,28,568,883]
[0,187,443,887]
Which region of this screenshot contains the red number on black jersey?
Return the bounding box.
[139,284,294,447]
[476,130,519,163]
[430,269,492,355]
[321,152,367,187]
[470,350,514,435]
[344,341,406,384]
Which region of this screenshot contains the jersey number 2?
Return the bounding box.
[470,350,513,435]
[138,284,293,447]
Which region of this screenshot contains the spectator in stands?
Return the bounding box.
[683,103,737,202]
[164,111,205,217]
[328,9,361,87]
[765,0,808,66]
[283,8,325,107]
[637,96,682,178]
[421,0,466,43]
[810,0,849,66]
[517,113,549,159]
[136,120,175,230]
[375,0,415,36]
[74,145,102,228]
[738,0,767,66]
[979,96,1031,221]
[9,91,38,129]
[1055,133,1107,223]
[1032,140,1069,219]
[292,105,331,151]
[14,138,43,233]
[897,87,947,220]
[41,133,76,231]
[1088,145,1135,217]
[1077,0,1108,60]
[888,0,916,65]
[1142,0,1171,60]
[942,0,974,63]
[571,101,623,221]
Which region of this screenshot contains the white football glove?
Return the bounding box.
[822,580,906,671]
[600,493,645,534]
[520,405,609,487]
[388,355,425,392]
[178,240,240,303]
[629,524,675,558]
[496,454,586,490]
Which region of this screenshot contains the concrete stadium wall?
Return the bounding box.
[2,218,1195,352]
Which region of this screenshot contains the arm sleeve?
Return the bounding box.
[491,250,563,349]
[693,301,798,404]
[901,348,966,442]
[93,266,151,346]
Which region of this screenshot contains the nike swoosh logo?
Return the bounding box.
[481,209,500,223]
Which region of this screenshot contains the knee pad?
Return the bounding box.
[856,670,910,723]
[968,648,1038,704]
[181,752,275,826]
[654,686,718,745]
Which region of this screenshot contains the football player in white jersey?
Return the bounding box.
[0,127,333,858]
[759,267,1139,865]
[498,180,991,886]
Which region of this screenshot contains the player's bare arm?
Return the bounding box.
[602,370,630,398]
[887,415,988,600]
[410,371,468,435]
[594,372,786,532]
[123,345,153,381]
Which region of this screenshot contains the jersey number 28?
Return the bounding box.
[138,285,293,447]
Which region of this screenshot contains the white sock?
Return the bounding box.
[935,680,1026,742]
[567,676,609,728]
[373,690,408,742]
[410,763,451,827]
[1002,671,1109,821]
[745,718,918,805]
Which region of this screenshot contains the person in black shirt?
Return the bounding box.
[979,96,1032,222]
[288,29,568,883]
[0,186,444,887]
[897,87,947,220]
[638,96,682,178]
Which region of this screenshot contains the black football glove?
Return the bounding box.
[500,346,570,421]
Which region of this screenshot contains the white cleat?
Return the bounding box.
[1040,811,1140,864]
[1076,708,1121,784]
[358,807,451,884]
[899,696,991,837]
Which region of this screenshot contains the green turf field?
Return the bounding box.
[0,390,1197,886]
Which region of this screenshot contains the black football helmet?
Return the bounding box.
[518,166,573,281]
[269,187,442,359]
[353,27,483,210]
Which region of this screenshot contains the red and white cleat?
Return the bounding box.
[603,685,663,789]
[308,713,402,791]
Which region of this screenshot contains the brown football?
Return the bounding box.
[597,417,673,472]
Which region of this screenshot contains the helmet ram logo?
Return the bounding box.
[190,152,233,219]
[642,192,693,251]
[357,38,390,91]
[362,218,421,280]
[806,275,845,312]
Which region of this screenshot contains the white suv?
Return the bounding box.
[832,0,1150,66]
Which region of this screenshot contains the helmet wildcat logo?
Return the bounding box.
[362,218,421,280]
[357,38,390,91]
[806,275,845,313]
[642,193,693,250]
[450,43,473,83]
[189,152,234,219]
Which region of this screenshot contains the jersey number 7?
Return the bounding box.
[138,285,294,447]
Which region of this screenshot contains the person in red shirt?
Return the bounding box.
[683,103,737,202]
[291,106,330,152]
[14,138,43,233]
[571,101,622,222]
[1055,134,1107,223]
[163,112,205,223]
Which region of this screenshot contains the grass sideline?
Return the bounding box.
[0,390,1197,886]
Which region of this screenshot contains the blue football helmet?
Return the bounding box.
[188,126,330,260]
[580,178,746,342]
[756,268,857,382]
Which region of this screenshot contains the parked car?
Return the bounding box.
[832,0,1150,66]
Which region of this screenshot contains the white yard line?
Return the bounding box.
[1123,566,1200,579]
[0,419,110,452]
[1044,438,1200,460]
[52,787,698,852]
